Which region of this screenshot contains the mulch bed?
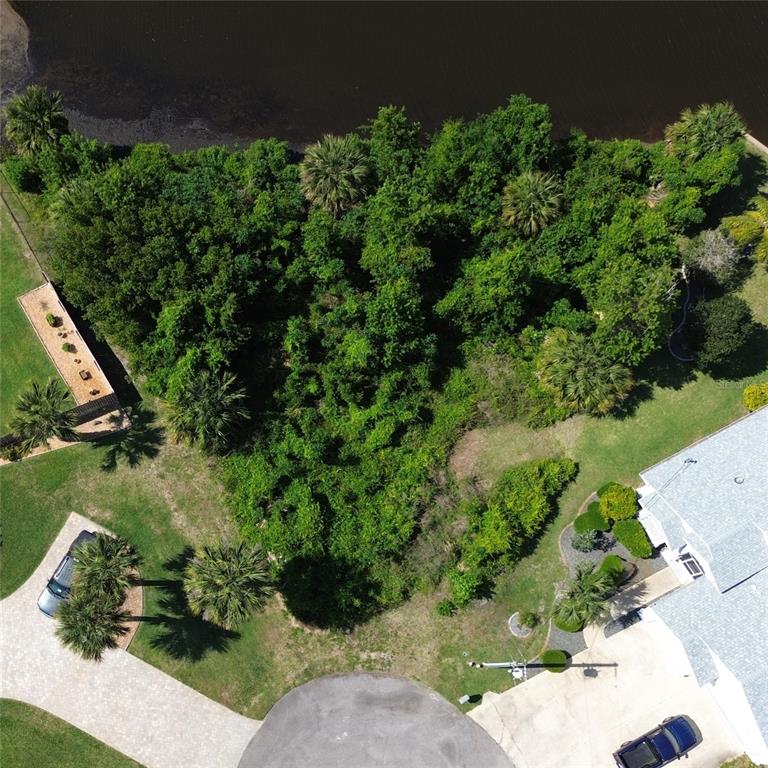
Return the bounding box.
[116,570,143,651]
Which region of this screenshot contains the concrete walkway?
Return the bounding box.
[0,512,260,768]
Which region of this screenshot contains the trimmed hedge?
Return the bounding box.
[553,614,583,633]
[613,519,653,558]
[574,501,610,533]
[743,382,768,412]
[599,483,637,522]
[540,649,568,672]
[598,554,625,588]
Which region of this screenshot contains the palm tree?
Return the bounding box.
[553,562,613,630]
[299,134,369,215]
[168,369,249,455]
[9,379,78,455]
[723,196,768,264]
[537,329,633,415]
[3,84,69,155]
[501,170,562,237]
[183,541,274,630]
[664,102,745,163]
[74,533,142,604]
[55,591,127,661]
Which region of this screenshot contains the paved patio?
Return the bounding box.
[0,512,260,768]
[469,619,743,768]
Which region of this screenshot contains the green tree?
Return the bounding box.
[183,541,274,630]
[74,534,142,604]
[501,170,562,236]
[9,379,77,455]
[588,255,676,367]
[299,134,369,214]
[689,295,756,370]
[664,102,746,163]
[55,592,127,661]
[553,561,613,630]
[368,106,422,182]
[168,369,249,455]
[435,244,530,336]
[3,84,69,155]
[723,196,768,264]
[537,330,633,415]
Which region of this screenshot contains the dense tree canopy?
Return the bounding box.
[13,85,754,624]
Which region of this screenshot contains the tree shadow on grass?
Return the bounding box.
[280,555,382,631]
[141,547,239,661]
[98,404,165,472]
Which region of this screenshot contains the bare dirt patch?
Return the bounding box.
[117,572,143,651]
[449,429,489,482]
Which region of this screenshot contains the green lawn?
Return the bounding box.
[0,207,62,432]
[0,699,143,768]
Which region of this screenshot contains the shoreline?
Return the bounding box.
[0,0,31,100]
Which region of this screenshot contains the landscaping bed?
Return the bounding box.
[560,524,665,585]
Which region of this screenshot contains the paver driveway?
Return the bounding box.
[469,619,742,768]
[0,512,260,768]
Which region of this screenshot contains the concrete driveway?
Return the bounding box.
[0,512,260,768]
[469,620,742,768]
[238,673,512,768]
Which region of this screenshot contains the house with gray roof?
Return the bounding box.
[636,406,768,764]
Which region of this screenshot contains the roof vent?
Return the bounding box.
[734,475,745,484]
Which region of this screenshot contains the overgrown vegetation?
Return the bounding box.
[3,85,765,628]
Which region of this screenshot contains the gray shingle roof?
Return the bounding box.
[653,568,768,742]
[640,406,768,590]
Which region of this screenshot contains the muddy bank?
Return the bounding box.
[0,0,30,99]
[64,106,257,153]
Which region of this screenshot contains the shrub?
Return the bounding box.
[613,519,653,558]
[540,649,568,672]
[61,342,75,353]
[46,313,59,327]
[518,610,539,629]
[553,614,583,632]
[3,154,41,192]
[599,484,637,522]
[571,529,599,553]
[597,481,619,496]
[0,442,26,462]
[448,569,482,608]
[573,501,610,533]
[743,382,768,412]
[436,598,456,617]
[598,554,626,588]
[689,295,755,370]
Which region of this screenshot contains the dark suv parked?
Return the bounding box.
[614,716,701,768]
[36,530,96,617]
